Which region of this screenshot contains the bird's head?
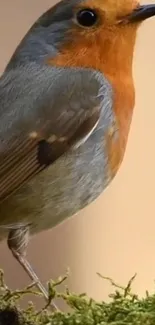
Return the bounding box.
[8,0,155,76]
[34,0,155,75]
[7,1,155,70]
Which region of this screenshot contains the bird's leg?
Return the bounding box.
[7,226,58,311]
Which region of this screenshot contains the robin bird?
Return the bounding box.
[0,0,155,310]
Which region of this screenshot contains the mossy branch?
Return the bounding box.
[0,269,155,325]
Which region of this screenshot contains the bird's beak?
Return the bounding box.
[125,4,155,23]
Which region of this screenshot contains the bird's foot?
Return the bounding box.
[7,227,58,312]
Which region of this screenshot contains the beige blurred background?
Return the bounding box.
[0,0,155,309]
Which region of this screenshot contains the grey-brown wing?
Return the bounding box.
[0,64,112,202]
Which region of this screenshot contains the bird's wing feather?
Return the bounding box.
[0,63,111,202]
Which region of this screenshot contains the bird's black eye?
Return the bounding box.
[76,9,98,27]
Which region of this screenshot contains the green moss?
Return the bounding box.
[0,270,155,325]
